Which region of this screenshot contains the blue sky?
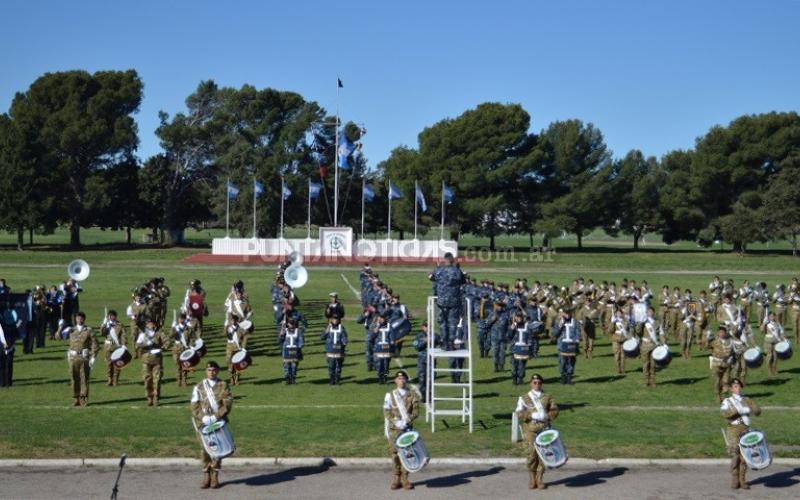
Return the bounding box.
[1,0,798,168]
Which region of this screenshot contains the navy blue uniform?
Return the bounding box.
[430,264,465,347]
[488,307,510,371]
[508,320,539,384]
[372,322,395,383]
[356,307,376,370]
[321,323,347,384]
[555,317,581,384]
[413,329,437,400]
[280,328,304,383]
[448,318,467,383]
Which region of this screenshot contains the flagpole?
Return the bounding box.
[361,177,365,239]
[226,177,230,238]
[440,180,445,240]
[414,180,418,240]
[307,178,312,239]
[334,78,340,226]
[252,178,257,238]
[387,181,392,240]
[280,177,285,240]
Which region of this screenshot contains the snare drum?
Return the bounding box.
[534,429,568,468]
[652,345,672,368]
[622,337,640,358]
[326,345,344,359]
[739,430,772,470]
[512,344,531,360]
[395,430,430,473]
[743,347,763,368]
[239,319,253,332]
[775,340,792,360]
[231,350,252,371]
[198,419,236,461]
[390,318,411,342]
[110,346,132,368]
[375,342,393,359]
[192,338,207,357]
[282,345,299,362]
[179,348,200,369]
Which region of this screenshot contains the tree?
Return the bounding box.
[10,70,143,247]
[717,202,765,254]
[606,150,665,249]
[658,150,704,244]
[84,159,141,245]
[762,154,800,255]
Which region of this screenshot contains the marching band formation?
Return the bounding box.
[0,258,793,491]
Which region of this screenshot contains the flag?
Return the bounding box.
[282,182,292,200]
[227,181,239,199]
[443,184,455,204]
[337,78,343,88]
[363,183,375,202]
[254,180,265,197]
[319,164,328,178]
[388,182,403,200]
[338,135,356,170]
[415,183,428,212]
[309,181,322,200]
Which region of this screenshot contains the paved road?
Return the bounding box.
[1,464,798,499]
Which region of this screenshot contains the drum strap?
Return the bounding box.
[203,379,219,414]
[526,391,546,421]
[393,390,410,424]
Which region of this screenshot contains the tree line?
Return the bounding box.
[1,69,799,253]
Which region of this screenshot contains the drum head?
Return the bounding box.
[653,346,669,359]
[535,429,559,446]
[623,338,638,350]
[110,347,127,361]
[776,341,790,353]
[180,348,197,361]
[202,420,227,434]
[396,431,419,447]
[744,348,760,361]
[232,350,248,363]
[740,431,764,446]
[193,339,204,349]
[240,320,252,330]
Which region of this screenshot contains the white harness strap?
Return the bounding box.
[393,390,410,424]
[203,379,219,414]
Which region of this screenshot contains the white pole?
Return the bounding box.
[226,177,230,238]
[252,177,257,238]
[414,180,418,240]
[334,80,340,226]
[440,180,445,240]
[361,177,365,239]
[387,182,392,240]
[307,178,311,239]
[280,177,285,240]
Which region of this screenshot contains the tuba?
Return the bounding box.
[284,252,308,288]
[68,259,90,282]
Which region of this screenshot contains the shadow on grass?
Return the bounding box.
[13,378,70,386]
[417,466,505,488]
[782,367,800,375]
[550,467,628,487]
[15,355,66,362]
[662,376,706,385]
[251,377,289,386]
[753,378,790,386]
[746,392,774,399]
[580,375,625,384]
[750,467,800,488]
[223,458,335,487]
[474,392,500,399]
[90,395,180,406]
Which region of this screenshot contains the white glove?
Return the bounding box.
[146,339,153,346]
[532,410,546,421]
[394,419,405,429]
[89,357,96,368]
[202,416,213,425]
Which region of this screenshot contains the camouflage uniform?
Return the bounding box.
[515,387,559,489]
[136,327,169,405]
[191,375,233,488]
[382,386,420,490]
[720,393,761,489]
[67,324,99,406]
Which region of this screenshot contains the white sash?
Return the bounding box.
[727,396,751,426]
[286,331,297,348]
[393,389,410,424]
[203,379,219,415]
[527,390,546,422]
[108,324,120,347]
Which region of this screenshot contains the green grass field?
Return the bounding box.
[0,247,798,459]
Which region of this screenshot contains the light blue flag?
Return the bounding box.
[254,180,265,197]
[227,181,239,199]
[443,184,455,204]
[388,182,403,200]
[363,184,375,202]
[338,134,356,170]
[309,181,322,200]
[282,182,292,200]
[415,183,428,212]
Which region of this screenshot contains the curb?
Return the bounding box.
[2,457,799,468]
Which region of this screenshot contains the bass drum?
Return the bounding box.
[534,429,568,468]
[395,430,430,473]
[622,337,640,358]
[198,419,236,461]
[739,430,772,470]
[179,348,200,369]
[110,346,132,368]
[652,345,672,368]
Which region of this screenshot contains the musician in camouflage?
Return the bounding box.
[720,378,761,490]
[515,373,559,490]
[191,360,233,489]
[67,312,98,406]
[382,370,420,491]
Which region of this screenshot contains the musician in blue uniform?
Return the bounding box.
[387,294,410,357]
[448,317,466,383]
[45,285,64,340]
[413,321,436,400]
[357,304,377,371]
[372,313,395,384]
[476,293,492,358]
[270,275,284,324]
[555,308,581,384]
[280,318,304,384]
[429,253,465,350]
[509,312,539,385]
[277,300,307,349]
[324,292,345,323]
[488,301,510,372]
[321,315,347,385]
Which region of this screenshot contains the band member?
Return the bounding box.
[508,312,537,385]
[730,321,753,383]
[0,322,15,387]
[225,287,252,348]
[696,290,713,349]
[515,373,559,490]
[225,315,246,386]
[413,321,435,401]
[679,292,697,360]
[488,301,510,372]
[448,317,467,383]
[641,306,660,387]
[476,293,492,358]
[63,279,82,328]
[155,277,171,327]
[772,284,787,326]
[556,309,581,384]
[45,285,63,341]
[667,286,682,340]
[172,312,199,387]
[191,360,232,489]
[611,307,629,374]
[324,292,345,323]
[709,275,723,307]
[101,310,127,387]
[763,311,786,377]
[280,318,304,384]
[720,378,761,490]
[738,280,753,323]
[790,282,800,343]
[183,279,208,329]
[373,314,395,384]
[581,298,600,359]
[127,290,147,356]
[136,318,168,406]
[382,370,420,491]
[710,326,734,402]
[26,285,47,352]
[66,312,98,406]
[753,282,770,330]
[321,315,347,385]
[428,252,465,351]
[357,304,377,371]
